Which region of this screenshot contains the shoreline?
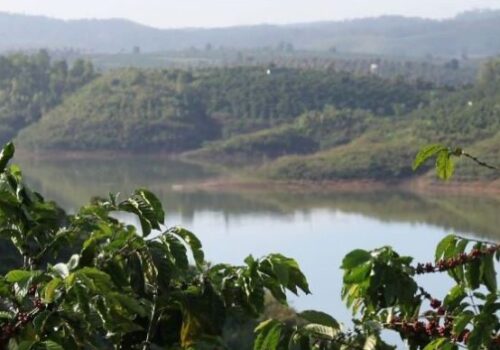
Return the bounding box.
[14,148,182,161]
[169,176,500,198]
[14,149,500,197]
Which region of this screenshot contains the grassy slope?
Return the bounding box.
[185,106,429,180]
[260,127,425,180]
[187,108,374,164]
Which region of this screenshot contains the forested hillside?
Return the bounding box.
[2,10,500,57]
[18,66,428,151]
[187,108,377,163]
[194,67,427,136]
[18,69,219,151]
[5,51,500,183]
[183,60,500,181]
[0,51,95,145]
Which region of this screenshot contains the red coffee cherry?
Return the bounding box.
[28,284,37,296]
[471,249,482,258]
[34,298,45,310]
[430,299,441,309]
[426,321,437,336]
[16,312,30,325]
[438,326,448,337]
[413,321,424,334]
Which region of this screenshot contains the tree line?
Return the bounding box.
[0,50,95,145]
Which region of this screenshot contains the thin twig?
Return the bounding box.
[142,244,161,350]
[143,286,159,350]
[468,292,480,315]
[454,234,499,246]
[462,152,498,171]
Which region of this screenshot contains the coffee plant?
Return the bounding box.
[0,141,498,349]
[254,145,499,350]
[0,142,311,349]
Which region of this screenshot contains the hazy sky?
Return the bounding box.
[1,0,500,28]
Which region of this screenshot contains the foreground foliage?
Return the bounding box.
[254,146,500,350]
[0,141,498,350]
[254,236,499,350]
[0,143,310,349]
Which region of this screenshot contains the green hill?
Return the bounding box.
[193,115,423,180]
[261,127,425,180]
[193,67,427,137]
[191,60,500,181]
[17,66,428,152]
[188,107,375,163]
[11,52,500,183]
[18,69,219,151]
[0,51,95,145]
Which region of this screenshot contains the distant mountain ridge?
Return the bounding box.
[1,10,500,57]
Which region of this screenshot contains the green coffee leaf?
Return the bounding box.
[452,311,474,335]
[443,285,466,309]
[43,278,62,303]
[363,335,377,350]
[299,310,339,329]
[423,338,455,350]
[169,226,205,269]
[254,320,283,350]
[435,235,456,261]
[303,323,339,340]
[0,142,15,173]
[341,249,371,269]
[480,253,497,293]
[41,340,65,350]
[413,144,446,170]
[436,150,454,180]
[5,270,34,283]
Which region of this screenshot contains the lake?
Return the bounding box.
[14,154,500,328]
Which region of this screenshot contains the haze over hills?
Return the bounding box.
[2,9,500,57]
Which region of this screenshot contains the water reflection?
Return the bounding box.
[15,154,500,240]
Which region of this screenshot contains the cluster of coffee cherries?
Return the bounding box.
[0,284,46,343]
[388,288,500,347]
[415,245,499,275]
[388,315,470,345]
[386,288,474,345]
[419,288,446,315]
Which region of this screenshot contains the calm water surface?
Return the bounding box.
[15,155,500,326]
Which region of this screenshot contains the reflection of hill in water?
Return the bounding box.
[16,155,219,208]
[264,192,500,240]
[15,155,500,241]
